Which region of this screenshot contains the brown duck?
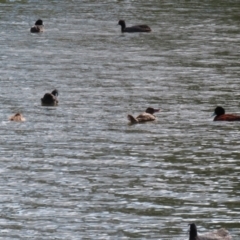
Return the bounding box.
[128,107,160,124]
[213,106,240,121]
[9,113,25,122]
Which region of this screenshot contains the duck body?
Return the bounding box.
[213,106,240,121]
[128,107,160,124]
[118,20,151,33]
[189,223,232,240]
[9,113,25,122]
[30,19,44,33]
[41,89,58,106]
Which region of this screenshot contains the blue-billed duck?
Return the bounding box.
[189,223,232,240]
[41,89,58,106]
[128,107,160,124]
[30,19,44,33]
[118,20,151,33]
[213,106,240,121]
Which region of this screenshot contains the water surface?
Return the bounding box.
[0,0,240,239]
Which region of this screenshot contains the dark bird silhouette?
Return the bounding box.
[118,20,151,33]
[30,19,44,33]
[41,89,58,106]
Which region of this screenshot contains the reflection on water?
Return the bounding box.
[0,0,240,239]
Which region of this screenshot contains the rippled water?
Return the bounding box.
[0,0,240,239]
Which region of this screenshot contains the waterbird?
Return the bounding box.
[30,19,44,33]
[118,20,151,33]
[9,113,25,122]
[41,89,59,106]
[213,106,240,121]
[189,223,232,240]
[128,107,160,124]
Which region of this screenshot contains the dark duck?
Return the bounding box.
[118,20,151,33]
[41,89,58,106]
[30,19,44,33]
[128,107,160,124]
[213,106,240,121]
[189,223,232,240]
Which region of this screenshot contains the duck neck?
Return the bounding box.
[189,229,197,240]
[121,22,126,32]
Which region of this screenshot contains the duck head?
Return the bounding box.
[145,107,160,115]
[118,20,126,28]
[214,106,225,117]
[51,89,58,96]
[189,223,197,240]
[35,19,43,26]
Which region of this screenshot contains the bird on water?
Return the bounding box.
[30,19,44,33]
[41,89,59,106]
[127,107,160,124]
[9,113,25,122]
[188,223,232,240]
[213,106,240,121]
[118,20,151,33]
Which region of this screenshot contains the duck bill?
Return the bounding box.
[154,109,160,113]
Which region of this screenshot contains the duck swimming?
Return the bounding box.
[189,223,232,240]
[213,106,240,121]
[118,20,151,33]
[41,89,58,106]
[128,107,160,124]
[9,113,26,122]
[30,19,44,33]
